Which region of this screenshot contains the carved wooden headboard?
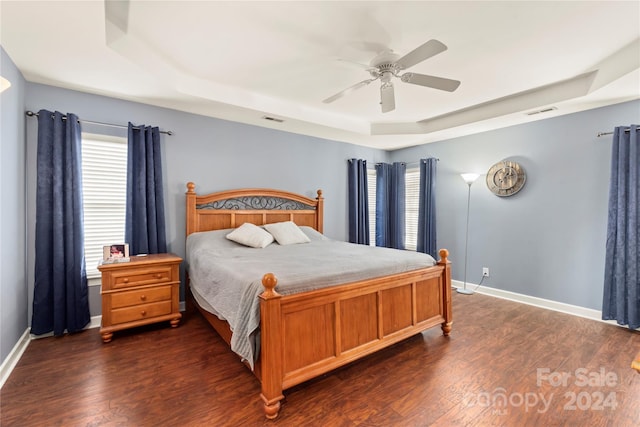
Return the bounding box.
[185,182,324,236]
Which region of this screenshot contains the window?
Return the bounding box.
[367,166,420,250]
[81,134,127,281]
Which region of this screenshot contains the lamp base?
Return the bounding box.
[456,287,475,295]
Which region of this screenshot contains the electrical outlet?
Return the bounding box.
[482,267,490,277]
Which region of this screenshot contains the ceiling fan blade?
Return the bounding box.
[395,39,447,70]
[323,78,376,104]
[401,72,461,92]
[348,41,389,54]
[336,58,376,71]
[380,83,395,113]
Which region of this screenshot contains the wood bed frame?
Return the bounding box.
[185,182,452,419]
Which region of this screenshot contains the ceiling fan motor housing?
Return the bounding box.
[371,62,401,79]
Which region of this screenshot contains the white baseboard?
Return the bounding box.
[452,279,632,329]
[89,315,101,329]
[30,315,103,341]
[0,328,31,390]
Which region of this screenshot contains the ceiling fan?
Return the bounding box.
[323,39,461,113]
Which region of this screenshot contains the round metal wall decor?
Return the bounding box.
[486,160,526,197]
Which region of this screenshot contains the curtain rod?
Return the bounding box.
[25,111,173,135]
[375,158,440,167]
[597,127,636,137]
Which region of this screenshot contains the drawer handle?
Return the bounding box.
[123,278,129,283]
[140,295,147,301]
[141,310,147,316]
[154,274,162,279]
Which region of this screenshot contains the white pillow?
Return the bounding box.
[263,221,311,245]
[226,222,274,248]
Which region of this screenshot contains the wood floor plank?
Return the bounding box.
[2,292,639,426]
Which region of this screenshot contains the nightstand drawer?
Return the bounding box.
[111,266,174,289]
[111,300,173,325]
[111,286,172,309]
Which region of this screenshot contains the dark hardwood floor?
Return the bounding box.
[2,292,639,426]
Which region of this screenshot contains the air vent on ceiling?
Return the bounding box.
[526,107,557,116]
[262,115,284,123]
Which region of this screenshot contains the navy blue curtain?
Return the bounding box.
[417,158,437,258]
[125,123,167,255]
[375,162,406,249]
[347,158,370,245]
[32,110,90,335]
[602,124,639,329]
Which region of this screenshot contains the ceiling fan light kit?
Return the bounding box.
[323,39,461,113]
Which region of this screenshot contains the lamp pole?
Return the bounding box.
[458,173,479,295]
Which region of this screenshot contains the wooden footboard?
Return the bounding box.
[258,249,452,419]
[184,183,452,419]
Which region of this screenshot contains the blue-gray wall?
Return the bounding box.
[0,47,27,364]
[390,99,640,311]
[23,83,387,322]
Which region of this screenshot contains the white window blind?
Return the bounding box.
[404,168,420,251]
[81,134,127,280]
[367,168,377,246]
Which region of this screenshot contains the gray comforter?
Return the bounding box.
[186,226,436,369]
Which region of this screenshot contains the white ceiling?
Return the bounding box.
[1,1,639,150]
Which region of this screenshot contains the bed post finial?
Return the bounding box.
[186,182,195,194]
[261,273,280,298]
[439,248,449,264]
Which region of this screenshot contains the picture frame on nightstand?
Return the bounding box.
[102,243,130,264]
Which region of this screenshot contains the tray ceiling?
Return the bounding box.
[1,1,638,149]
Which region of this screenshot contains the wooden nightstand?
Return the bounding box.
[98,253,182,343]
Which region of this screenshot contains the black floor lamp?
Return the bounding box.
[457,173,479,295]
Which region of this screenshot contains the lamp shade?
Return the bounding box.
[461,173,480,184]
